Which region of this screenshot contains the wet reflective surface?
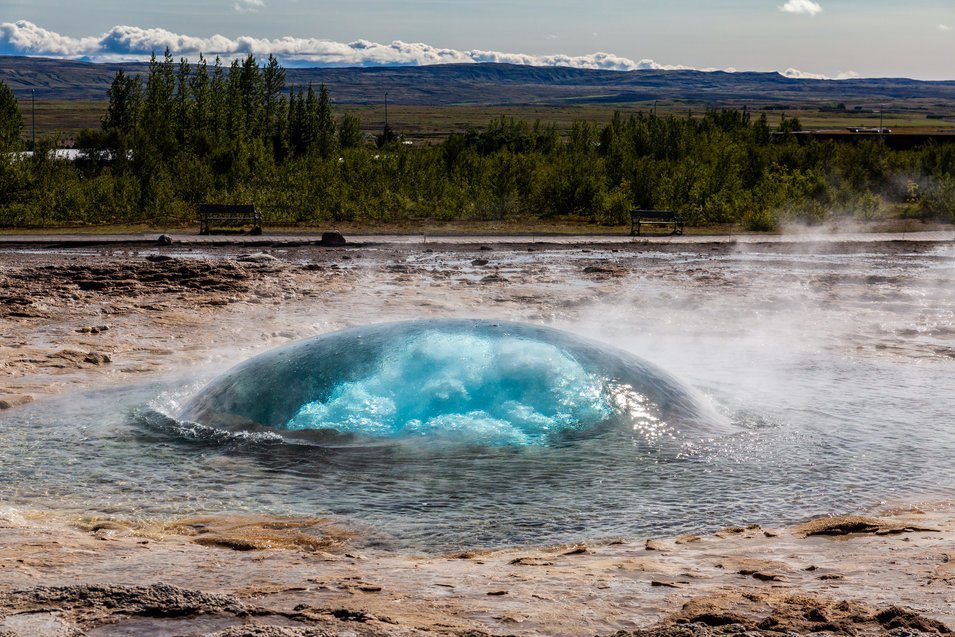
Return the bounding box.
[1,240,953,551]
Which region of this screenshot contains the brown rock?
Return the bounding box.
[48,349,87,364]
[583,265,623,276]
[738,569,783,582]
[84,352,112,365]
[509,556,554,566]
[562,544,589,556]
[76,280,110,291]
[320,232,347,247]
[0,395,34,410]
[76,325,109,334]
[873,606,951,633]
[796,515,937,537]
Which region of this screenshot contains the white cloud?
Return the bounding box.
[234,0,265,13]
[781,68,859,80]
[780,0,823,16]
[0,19,855,80]
[0,19,99,56]
[0,20,697,70]
[939,24,952,32]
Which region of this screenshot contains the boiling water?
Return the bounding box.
[283,330,614,444]
[1,241,954,551]
[179,320,726,447]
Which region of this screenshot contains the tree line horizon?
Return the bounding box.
[0,50,953,229]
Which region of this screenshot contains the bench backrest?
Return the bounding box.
[198,204,257,216]
[630,209,677,220]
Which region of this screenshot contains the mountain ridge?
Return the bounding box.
[3,56,955,106]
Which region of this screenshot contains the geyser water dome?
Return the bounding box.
[181,320,726,446]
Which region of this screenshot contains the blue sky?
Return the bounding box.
[2,0,954,78]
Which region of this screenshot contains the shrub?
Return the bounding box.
[919,176,955,222]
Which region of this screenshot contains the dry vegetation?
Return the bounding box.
[24,100,955,145]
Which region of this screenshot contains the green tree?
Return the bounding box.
[141,49,177,153]
[316,84,337,159]
[189,53,212,155]
[0,80,23,150]
[301,84,318,152]
[174,57,193,145]
[261,54,286,143]
[778,115,802,134]
[338,113,363,149]
[102,70,141,138]
[753,113,771,145]
[270,95,290,161]
[209,57,226,141]
[239,53,262,140]
[920,175,955,222]
[287,87,302,155]
[225,59,247,143]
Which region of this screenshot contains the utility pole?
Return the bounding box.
[384,91,389,131]
[31,89,36,152]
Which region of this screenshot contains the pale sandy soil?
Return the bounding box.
[1,236,954,636]
[1,504,954,636]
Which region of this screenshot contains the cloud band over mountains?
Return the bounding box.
[0,20,856,79]
[0,20,684,71]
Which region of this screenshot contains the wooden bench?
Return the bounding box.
[197,204,262,235]
[629,209,685,236]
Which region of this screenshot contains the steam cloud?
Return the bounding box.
[0,20,853,79]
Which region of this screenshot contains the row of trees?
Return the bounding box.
[92,51,362,161]
[0,52,954,228]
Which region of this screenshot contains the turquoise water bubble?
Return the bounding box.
[285,331,612,444]
[181,320,726,446]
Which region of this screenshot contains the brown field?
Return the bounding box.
[18,99,106,142]
[19,99,955,146]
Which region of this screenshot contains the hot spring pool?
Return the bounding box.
[6,235,955,551]
[3,308,955,552]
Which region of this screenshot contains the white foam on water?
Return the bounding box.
[286,331,612,445]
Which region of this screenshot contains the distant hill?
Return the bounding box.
[3,55,955,107]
